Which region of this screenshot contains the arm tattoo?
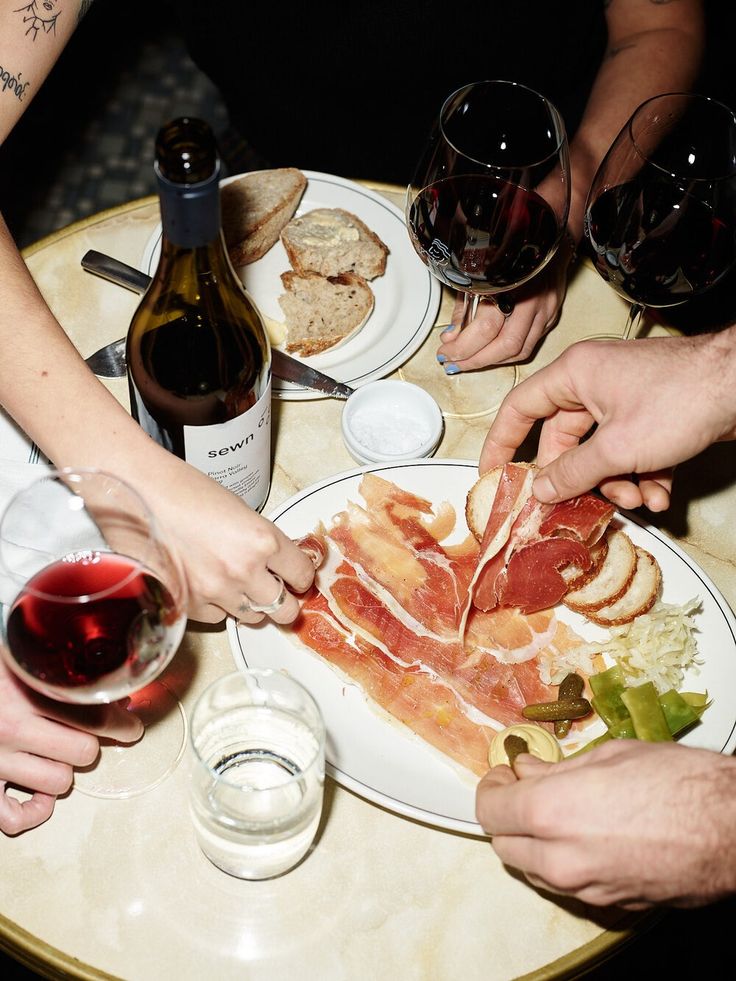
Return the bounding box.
[13,1,61,40]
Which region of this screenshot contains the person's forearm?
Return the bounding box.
[0,217,180,486]
[568,0,705,240]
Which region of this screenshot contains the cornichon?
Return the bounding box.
[554,673,585,739]
[522,697,592,722]
[504,733,529,766]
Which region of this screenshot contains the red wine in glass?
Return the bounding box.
[408,174,562,295]
[6,551,183,700]
[584,92,736,338]
[0,468,187,705]
[406,79,571,330]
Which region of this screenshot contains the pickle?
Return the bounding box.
[554,673,585,739]
[522,697,592,722]
[504,733,529,766]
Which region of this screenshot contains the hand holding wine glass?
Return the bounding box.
[584,92,736,340]
[403,79,570,415]
[0,469,188,799]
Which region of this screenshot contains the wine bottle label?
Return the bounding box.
[183,381,272,511]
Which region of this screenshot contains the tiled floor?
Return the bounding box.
[0,0,228,249]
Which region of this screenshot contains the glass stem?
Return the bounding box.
[458,292,479,331]
[622,303,644,341]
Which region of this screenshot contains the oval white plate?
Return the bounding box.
[141,171,441,400]
[227,460,736,835]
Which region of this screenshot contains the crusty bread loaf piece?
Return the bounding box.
[221,167,307,266]
[279,270,374,357]
[585,546,661,626]
[281,208,389,280]
[563,529,637,614]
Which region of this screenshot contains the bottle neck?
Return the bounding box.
[157,160,221,249]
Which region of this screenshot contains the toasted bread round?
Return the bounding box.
[585,547,661,626]
[281,208,389,280]
[562,535,609,590]
[279,270,374,357]
[221,167,307,266]
[465,463,535,541]
[563,528,637,614]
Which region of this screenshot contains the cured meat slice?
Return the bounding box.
[313,555,564,727]
[294,591,494,775]
[327,474,478,635]
[288,472,595,775]
[464,464,614,622]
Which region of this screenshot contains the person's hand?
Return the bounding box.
[436,240,574,370]
[0,658,143,836]
[139,459,317,625]
[479,330,736,511]
[476,739,736,909]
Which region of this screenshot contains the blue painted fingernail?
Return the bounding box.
[436,353,446,364]
[444,363,460,375]
[440,325,456,337]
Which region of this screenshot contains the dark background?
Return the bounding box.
[1,1,736,978]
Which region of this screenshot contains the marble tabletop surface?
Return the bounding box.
[1,182,733,981]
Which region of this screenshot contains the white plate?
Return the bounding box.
[227,460,736,835]
[141,171,441,399]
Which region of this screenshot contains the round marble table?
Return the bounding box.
[2,183,731,980]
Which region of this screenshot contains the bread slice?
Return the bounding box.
[279,270,374,357]
[562,535,608,590]
[585,547,661,626]
[221,167,307,266]
[281,208,389,280]
[465,463,535,541]
[563,529,637,614]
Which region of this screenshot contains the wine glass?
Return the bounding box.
[584,92,736,340]
[0,469,189,798]
[403,79,571,417]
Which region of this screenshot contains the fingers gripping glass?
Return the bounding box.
[404,79,571,416]
[0,469,189,798]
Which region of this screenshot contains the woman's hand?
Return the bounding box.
[137,456,317,626]
[437,237,574,370]
[0,658,143,836]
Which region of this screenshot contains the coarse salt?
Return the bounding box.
[349,406,431,455]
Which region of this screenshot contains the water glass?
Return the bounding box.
[188,669,325,880]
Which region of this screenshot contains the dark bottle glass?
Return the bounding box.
[127,117,271,511]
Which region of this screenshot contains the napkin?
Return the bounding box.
[0,460,52,605]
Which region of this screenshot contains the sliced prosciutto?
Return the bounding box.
[293,591,494,776]
[464,464,614,620]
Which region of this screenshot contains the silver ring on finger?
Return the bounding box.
[238,575,287,616]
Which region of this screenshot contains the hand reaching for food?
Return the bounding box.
[476,738,736,909]
[479,329,736,510]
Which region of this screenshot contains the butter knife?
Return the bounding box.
[80,250,355,399]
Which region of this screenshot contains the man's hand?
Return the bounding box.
[476,740,736,909]
[479,330,736,510]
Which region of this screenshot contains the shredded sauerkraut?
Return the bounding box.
[567,598,703,694]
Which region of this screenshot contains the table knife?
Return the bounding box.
[80,250,355,399]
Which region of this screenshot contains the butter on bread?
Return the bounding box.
[221,167,307,266]
[279,270,374,357]
[281,207,389,280]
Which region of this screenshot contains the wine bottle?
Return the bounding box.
[127,117,272,511]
